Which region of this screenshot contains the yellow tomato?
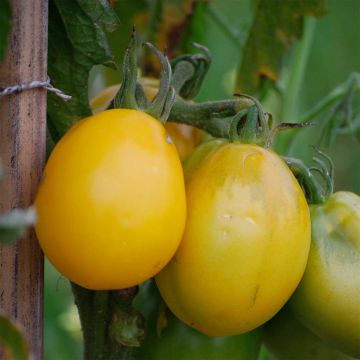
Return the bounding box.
[90,82,203,161]
[155,140,311,336]
[35,109,186,290]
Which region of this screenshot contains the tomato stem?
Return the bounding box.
[71,284,142,359]
[241,105,259,144]
[169,96,253,137]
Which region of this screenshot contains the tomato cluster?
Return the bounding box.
[35,76,360,358]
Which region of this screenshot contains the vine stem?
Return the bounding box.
[297,74,360,123]
[285,73,360,153]
[169,96,253,138]
[276,17,316,154]
[71,285,112,360]
[71,284,136,360]
[282,17,316,121]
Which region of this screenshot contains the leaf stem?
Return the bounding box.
[297,75,360,123]
[282,17,316,122]
[276,17,316,154]
[285,73,360,152]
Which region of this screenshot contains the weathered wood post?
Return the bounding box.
[0,0,48,358]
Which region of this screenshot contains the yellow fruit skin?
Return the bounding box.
[156,141,311,336]
[35,109,186,290]
[90,82,203,161]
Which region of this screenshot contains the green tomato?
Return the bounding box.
[264,306,352,360]
[133,280,263,360]
[290,191,360,358]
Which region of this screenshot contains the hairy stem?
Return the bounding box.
[169,97,253,138]
[71,284,137,360]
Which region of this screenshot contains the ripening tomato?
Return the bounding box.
[156,139,311,336]
[90,81,203,161]
[290,191,360,358]
[35,109,186,290]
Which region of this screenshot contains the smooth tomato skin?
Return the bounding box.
[290,191,360,358]
[35,109,186,290]
[90,82,203,161]
[155,140,311,336]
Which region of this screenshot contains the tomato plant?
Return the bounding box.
[90,81,203,161]
[290,191,360,358]
[35,109,186,290]
[156,129,311,336]
[3,1,360,359]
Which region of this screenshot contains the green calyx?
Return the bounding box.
[110,34,265,137]
[111,32,313,146]
[226,93,316,147]
[170,43,211,100]
[283,147,334,205]
[113,29,175,123]
[228,94,270,145]
[113,34,212,124]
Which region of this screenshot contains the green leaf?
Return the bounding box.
[142,0,195,71]
[0,207,36,245]
[235,0,327,94]
[0,315,29,360]
[76,0,120,32]
[0,0,11,61]
[48,0,118,141]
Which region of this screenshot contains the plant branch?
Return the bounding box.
[168,96,253,138]
[285,73,360,152]
[276,17,316,154]
[297,74,360,123]
[71,284,141,360]
[282,17,316,122]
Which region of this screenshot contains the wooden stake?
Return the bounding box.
[0,0,48,358]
